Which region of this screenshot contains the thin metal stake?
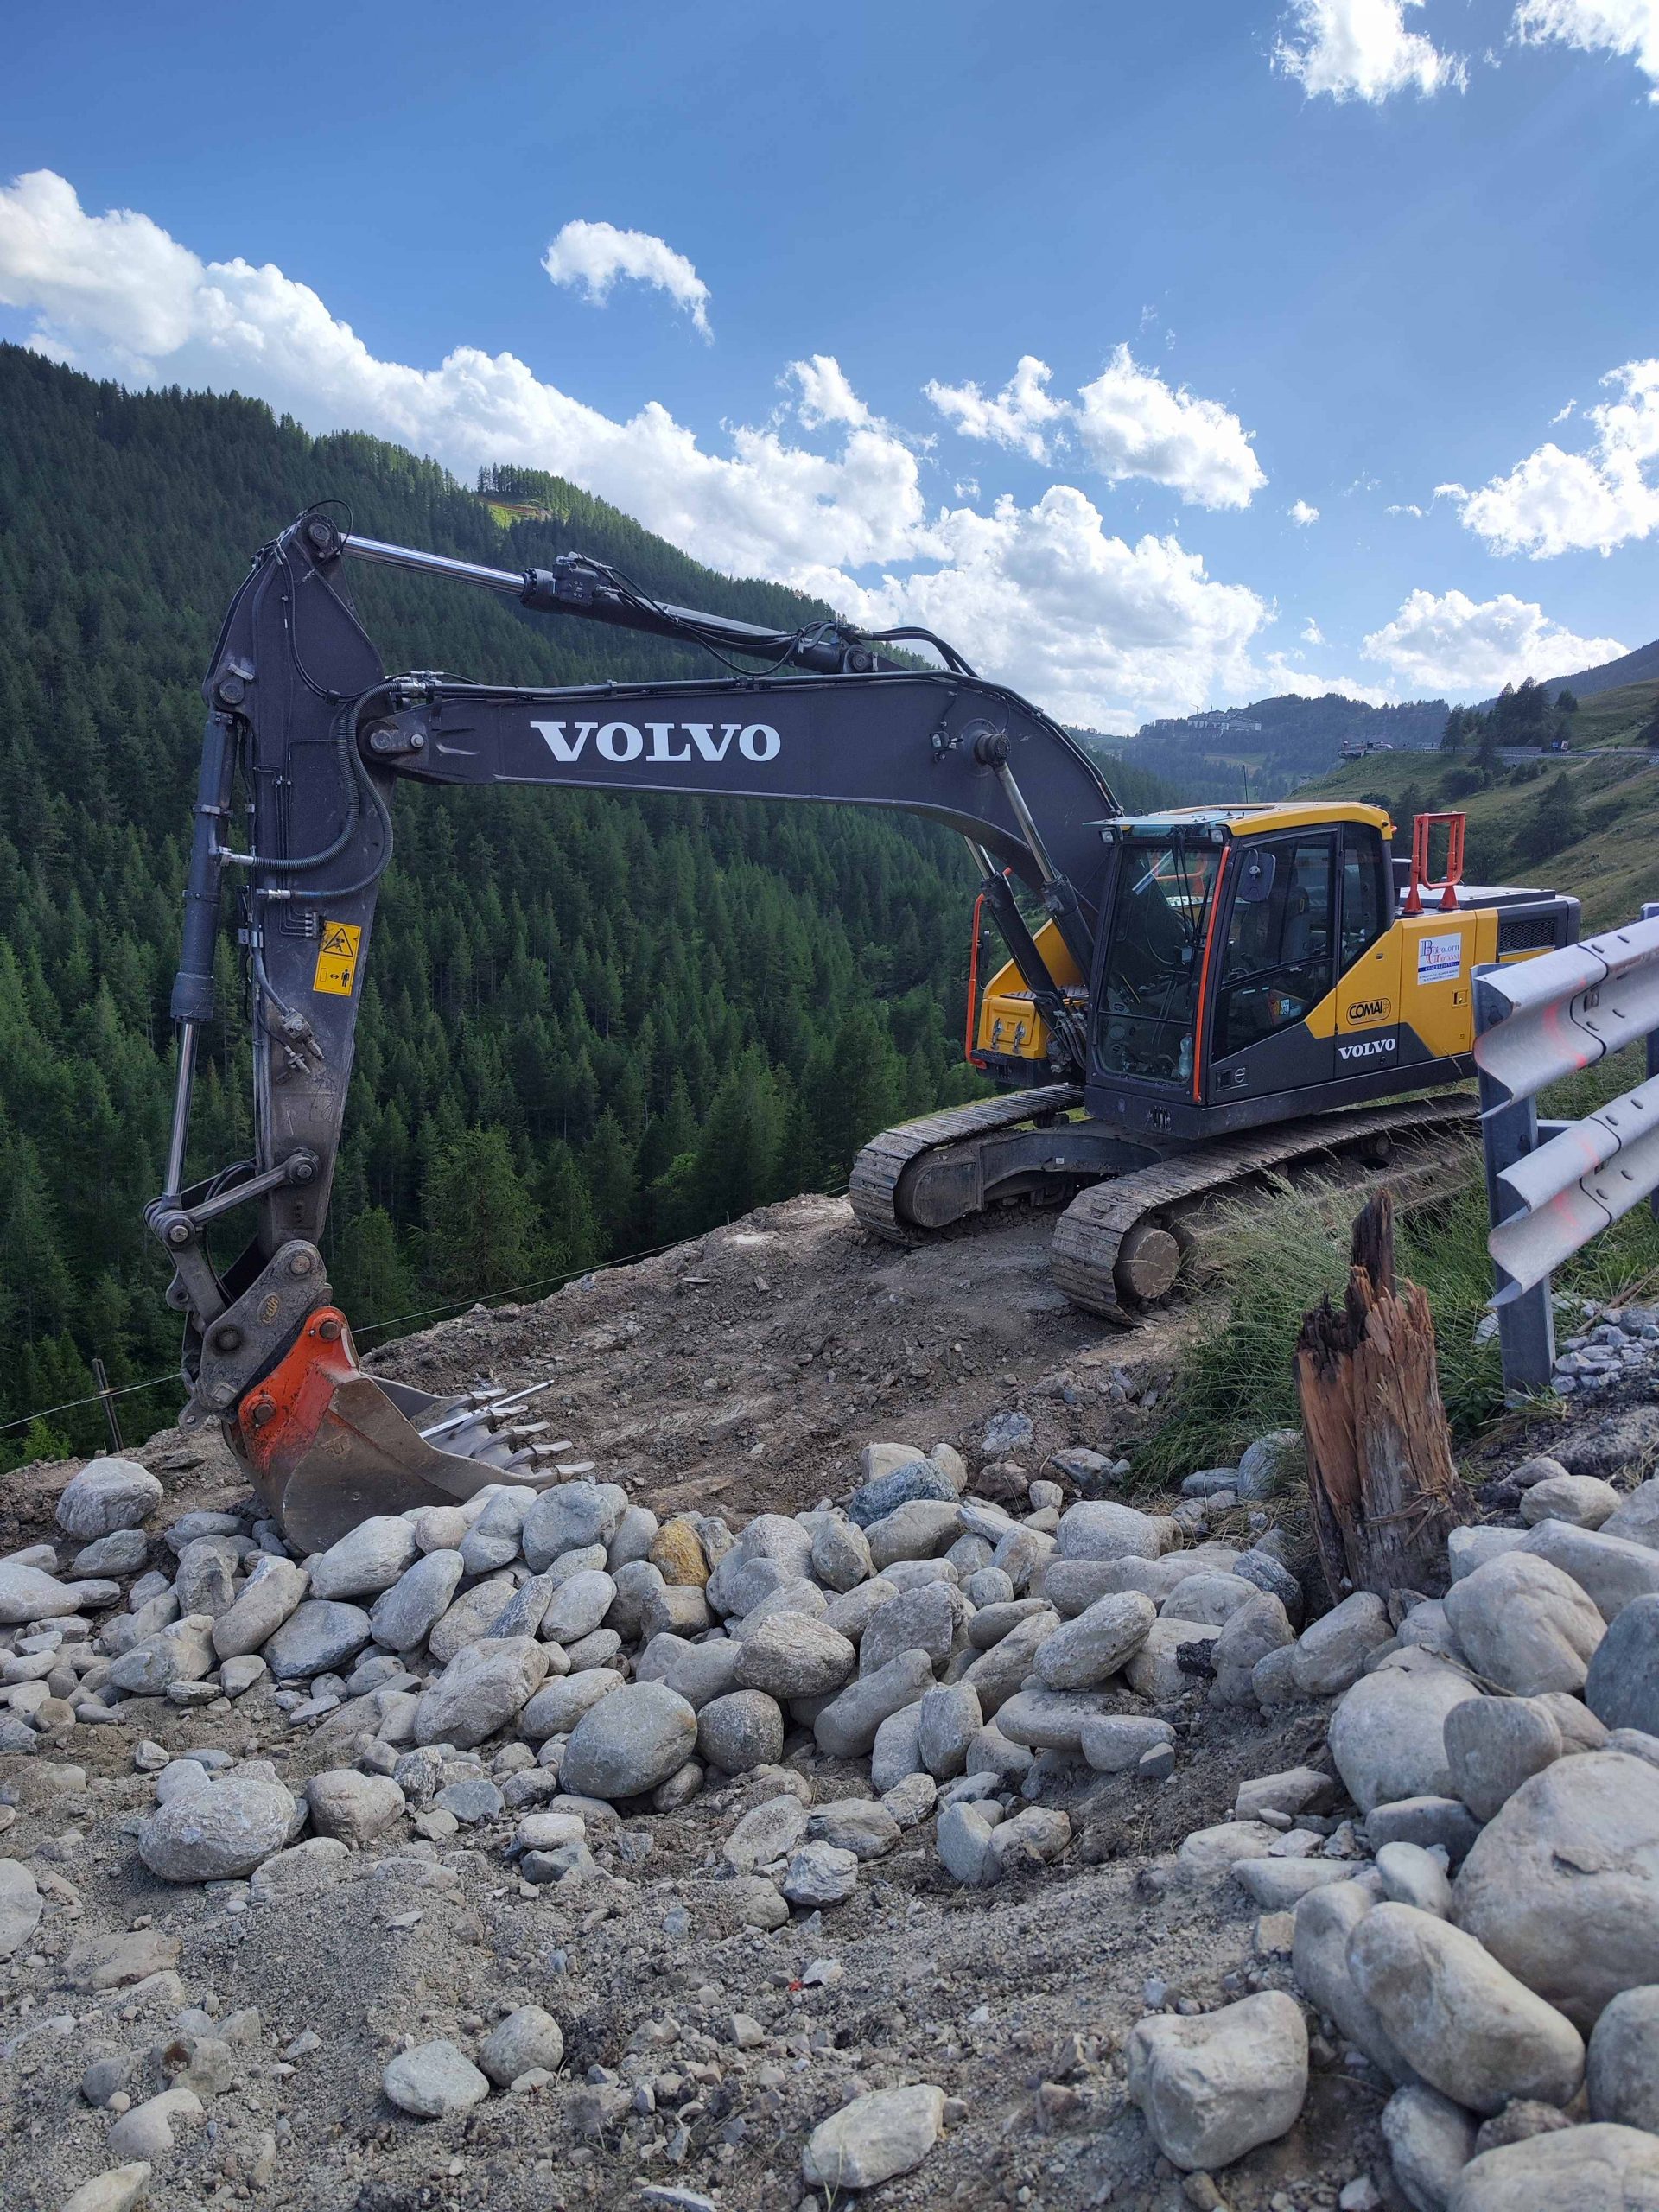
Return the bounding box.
[92,1358,124,1454]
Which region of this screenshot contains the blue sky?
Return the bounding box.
[1,0,1655,728]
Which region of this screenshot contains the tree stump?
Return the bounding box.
[1293,1190,1472,1599]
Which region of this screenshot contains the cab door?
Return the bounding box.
[1206,831,1338,1105]
[1333,824,1403,1080]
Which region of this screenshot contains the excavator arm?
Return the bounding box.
[150,511,1117,1545]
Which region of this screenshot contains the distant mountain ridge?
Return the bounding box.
[1484,635,1659,710]
[1114,690,1448,798]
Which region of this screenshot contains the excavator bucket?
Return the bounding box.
[227,1306,566,1554]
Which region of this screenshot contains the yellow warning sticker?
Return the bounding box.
[312,918,361,997]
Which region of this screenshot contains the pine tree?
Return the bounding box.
[423,1128,537,1300]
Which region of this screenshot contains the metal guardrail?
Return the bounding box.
[1473,902,1659,1394]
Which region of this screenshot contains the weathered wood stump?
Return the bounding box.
[1293,1190,1472,1599]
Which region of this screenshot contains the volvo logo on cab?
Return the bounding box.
[531,719,782,766]
[1338,1036,1397,1063]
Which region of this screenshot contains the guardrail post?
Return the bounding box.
[1645,903,1659,1221]
[1475,967,1555,1397]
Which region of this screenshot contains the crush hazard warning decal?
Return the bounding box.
[312,919,361,997]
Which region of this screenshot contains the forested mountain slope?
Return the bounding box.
[0,346,1058,1468]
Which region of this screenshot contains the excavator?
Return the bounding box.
[149,511,1579,1546]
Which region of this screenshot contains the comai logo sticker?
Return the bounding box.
[1345,996,1392,1023]
[531,719,781,765]
[1416,932,1464,985]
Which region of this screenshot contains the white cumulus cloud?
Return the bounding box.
[1361,588,1627,692]
[1289,499,1320,524]
[1274,0,1468,99]
[1513,0,1659,99]
[542,219,711,337]
[0,169,1280,731]
[1301,617,1327,643]
[1442,357,1659,556]
[926,346,1266,511]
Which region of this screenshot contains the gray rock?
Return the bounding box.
[734,1614,855,1699]
[1516,1520,1659,1623]
[606,1504,658,1570]
[1600,1476,1659,1550]
[479,2006,564,2088]
[1445,1697,1565,1822]
[56,1458,162,1540]
[1125,1991,1308,2171]
[369,1550,465,1651]
[815,1648,935,1758]
[801,2083,944,2190]
[1582,1592,1659,1736]
[1233,1548,1305,1620]
[869,1703,925,1791]
[882,1771,938,1827]
[1122,1617,1222,1700]
[71,1529,150,1579]
[562,1681,697,1799]
[62,1926,181,1989]
[1236,1430,1300,1502]
[846,1460,957,1528]
[1211,1590,1296,1707]
[305,1768,405,1845]
[0,1560,84,1624]
[172,1538,239,1619]
[1448,1527,1530,1580]
[382,2039,490,2119]
[262,1600,372,1681]
[1234,1764,1337,1821]
[781,1840,859,1906]
[980,1410,1034,1460]
[1349,1902,1586,2114]
[139,1776,299,1882]
[641,1637,740,1712]
[1033,1590,1155,1688]
[1586,1985,1659,2133]
[1366,1796,1484,1866]
[990,1522,1054,1593]
[967,1596,1048,1649]
[916,1681,982,1780]
[1045,1555,1187,1614]
[986,1804,1071,1879]
[415,1637,550,1749]
[1522,1474,1620,1530]
[704,1513,815,1617]
[1449,2123,1659,2206]
[696,1690,784,1774]
[1511,1454,1573,1491]
[960,1607,1057,1714]
[1442,1554,1605,1696]
[59,2164,155,2212]
[1293,1878,1419,2085]
[211,1556,308,1661]
[1381,2083,1478,2212]
[722,1792,809,1872]
[858,1581,960,1680]
[866,1499,963,1568]
[1453,1751,1659,2029]
[1079,1714,1176,1773]
[1376,1840,1455,1918]
[310,1516,418,1600]
[426,1574,517,1664]
[937,1800,997,1883]
[518,1668,622,1741]
[0,1859,41,1958]
[1329,1655,1481,1812]
[540,1569,617,1645]
[1233,1857,1354,1908]
[1293,1590,1395,1695]
[808,1797,900,1860]
[811,1516,874,1591]
[519,1482,626,1573]
[996,1685,1117,1751]
[1054,1500,1162,1563]
[562,1628,621,1674]
[106,2088,202,2159]
[962,1567,1016,1608]
[109,1615,218,1696]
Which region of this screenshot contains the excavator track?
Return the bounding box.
[849,1084,1084,1243]
[1049,1093,1478,1323]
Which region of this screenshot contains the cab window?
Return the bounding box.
[1340,826,1390,973]
[1212,835,1336,1060]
